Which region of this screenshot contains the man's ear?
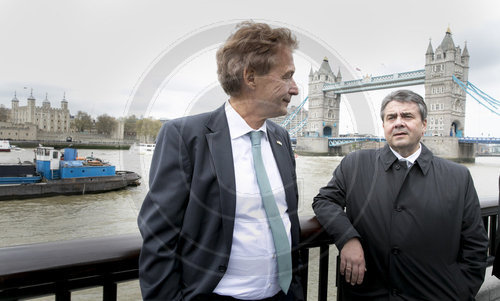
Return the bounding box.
[243,67,256,89]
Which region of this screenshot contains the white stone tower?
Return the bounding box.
[424,27,469,137]
[305,57,341,137]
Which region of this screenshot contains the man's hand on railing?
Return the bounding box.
[340,237,366,286]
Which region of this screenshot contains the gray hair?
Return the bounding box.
[380,89,427,121]
[216,21,298,97]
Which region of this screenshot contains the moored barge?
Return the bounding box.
[0,147,140,201]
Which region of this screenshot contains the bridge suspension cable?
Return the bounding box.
[280,96,309,128]
[452,75,500,116]
[288,117,308,136]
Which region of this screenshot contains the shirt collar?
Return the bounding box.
[389,143,421,164]
[225,101,268,140]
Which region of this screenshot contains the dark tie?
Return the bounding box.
[399,159,412,168]
[249,130,292,293]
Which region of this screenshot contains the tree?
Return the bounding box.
[136,118,162,142]
[124,115,138,137]
[96,114,118,135]
[71,111,93,132]
[0,105,9,122]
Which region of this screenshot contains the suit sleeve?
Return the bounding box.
[312,156,360,251]
[458,170,488,297]
[137,122,192,301]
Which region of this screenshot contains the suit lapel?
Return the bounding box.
[267,125,297,214]
[205,105,236,248]
[267,125,301,248]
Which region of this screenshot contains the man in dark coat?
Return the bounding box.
[492,176,500,277]
[313,89,488,300]
[138,21,304,301]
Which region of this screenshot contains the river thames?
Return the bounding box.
[0,148,499,300]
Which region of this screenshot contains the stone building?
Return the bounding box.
[10,90,70,132]
[425,28,469,137]
[304,57,342,137]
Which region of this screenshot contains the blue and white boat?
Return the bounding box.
[0,147,140,201]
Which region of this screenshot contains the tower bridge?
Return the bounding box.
[285,28,499,161]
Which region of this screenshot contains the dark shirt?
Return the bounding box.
[313,144,488,300]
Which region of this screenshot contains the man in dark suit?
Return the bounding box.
[138,21,304,301]
[313,90,488,300]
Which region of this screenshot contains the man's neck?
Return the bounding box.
[229,97,265,130]
[390,143,421,161]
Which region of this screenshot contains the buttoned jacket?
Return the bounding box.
[313,144,488,300]
[138,105,304,301]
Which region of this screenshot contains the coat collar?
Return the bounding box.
[380,142,433,175]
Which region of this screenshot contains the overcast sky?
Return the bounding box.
[1,0,499,137]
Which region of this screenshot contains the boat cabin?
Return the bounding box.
[35,147,115,180]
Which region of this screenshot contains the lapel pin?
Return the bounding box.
[276,140,282,146]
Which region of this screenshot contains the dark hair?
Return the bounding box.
[216,21,298,96]
[380,89,427,120]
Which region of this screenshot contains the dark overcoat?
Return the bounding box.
[313,144,488,300]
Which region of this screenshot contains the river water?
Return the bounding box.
[0,148,499,300]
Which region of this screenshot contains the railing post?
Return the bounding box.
[318,244,329,301]
[103,276,117,301]
[55,282,70,301]
[490,215,497,257]
[299,249,309,300]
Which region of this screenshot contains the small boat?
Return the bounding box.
[0,140,11,152]
[130,143,156,155]
[10,144,24,151]
[0,147,141,201]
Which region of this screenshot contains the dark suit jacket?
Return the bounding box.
[138,105,304,301]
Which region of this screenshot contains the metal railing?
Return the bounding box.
[0,198,497,301]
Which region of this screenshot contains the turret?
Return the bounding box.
[426,39,434,64]
[27,89,36,107]
[42,93,51,108]
[441,27,456,60]
[461,41,470,65]
[11,91,19,109]
[336,68,342,83]
[318,57,335,82]
[61,92,68,110]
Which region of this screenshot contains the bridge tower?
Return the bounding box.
[305,57,341,137]
[424,27,469,137]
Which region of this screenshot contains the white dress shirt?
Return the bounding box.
[389,143,422,167]
[213,102,292,300]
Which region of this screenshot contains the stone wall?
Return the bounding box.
[0,122,37,140]
[296,136,475,162]
[422,136,476,162]
[36,131,135,144]
[295,137,330,155]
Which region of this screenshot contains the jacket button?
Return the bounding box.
[218,265,227,272]
[395,207,403,212]
[392,288,398,295]
[392,247,400,255]
[394,164,400,170]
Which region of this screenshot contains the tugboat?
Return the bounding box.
[0,146,140,201]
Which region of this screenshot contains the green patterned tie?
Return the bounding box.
[249,130,292,293]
